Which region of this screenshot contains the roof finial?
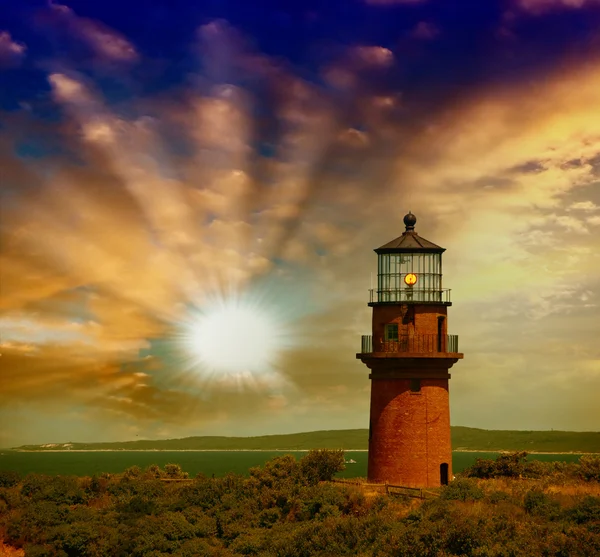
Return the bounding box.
[403,211,417,232]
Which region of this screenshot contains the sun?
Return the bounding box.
[181,293,291,377]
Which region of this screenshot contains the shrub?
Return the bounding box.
[463,452,529,479]
[440,478,484,502]
[22,544,61,557]
[47,521,105,556]
[120,494,156,515]
[249,454,299,488]
[144,464,165,479]
[299,449,345,486]
[21,474,86,505]
[163,463,189,479]
[83,475,109,496]
[123,465,143,480]
[566,496,600,524]
[579,455,600,482]
[258,507,281,528]
[487,490,512,504]
[523,489,561,519]
[0,486,22,510]
[0,470,20,488]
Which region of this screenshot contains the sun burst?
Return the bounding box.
[178,289,294,383]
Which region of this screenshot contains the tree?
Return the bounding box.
[299,449,345,485]
[163,464,189,479]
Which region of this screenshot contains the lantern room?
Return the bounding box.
[371,212,450,305]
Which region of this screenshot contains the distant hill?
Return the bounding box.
[11,427,600,453]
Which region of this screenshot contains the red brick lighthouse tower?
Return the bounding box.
[357,212,463,487]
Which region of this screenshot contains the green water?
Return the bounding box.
[0,451,585,478]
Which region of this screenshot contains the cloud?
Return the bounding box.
[350,46,394,67]
[515,0,600,12]
[2,12,600,445]
[568,200,600,211]
[0,31,26,66]
[411,21,440,40]
[47,2,138,63]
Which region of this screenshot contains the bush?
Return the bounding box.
[440,478,484,501]
[120,494,156,515]
[463,452,529,479]
[6,452,600,557]
[299,449,345,485]
[144,464,165,479]
[163,463,189,479]
[579,455,600,482]
[566,496,600,524]
[249,454,299,488]
[487,490,512,504]
[258,507,281,528]
[0,470,20,488]
[21,474,87,505]
[523,489,561,520]
[123,465,143,480]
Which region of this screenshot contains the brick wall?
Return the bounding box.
[368,377,452,487]
[372,304,448,344]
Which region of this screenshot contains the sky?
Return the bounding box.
[1,0,600,447]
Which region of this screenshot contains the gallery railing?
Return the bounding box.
[369,288,452,303]
[359,334,459,354]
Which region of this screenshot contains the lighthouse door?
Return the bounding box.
[440,463,449,485]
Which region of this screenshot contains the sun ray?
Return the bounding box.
[176,286,298,387]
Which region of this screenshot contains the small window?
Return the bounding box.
[385,323,398,341]
[410,379,421,392]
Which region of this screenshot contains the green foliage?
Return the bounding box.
[440,478,484,501]
[0,485,22,510]
[22,544,62,557]
[0,469,20,487]
[163,463,189,479]
[249,454,299,488]
[21,474,87,504]
[258,507,281,528]
[463,451,529,479]
[3,454,600,556]
[119,494,157,515]
[123,465,143,480]
[487,490,512,504]
[523,489,562,520]
[144,464,165,479]
[109,477,165,499]
[566,496,600,525]
[579,455,600,481]
[463,451,600,484]
[299,449,346,485]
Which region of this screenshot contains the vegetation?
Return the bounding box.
[11,426,600,452]
[0,451,599,556]
[451,426,600,453]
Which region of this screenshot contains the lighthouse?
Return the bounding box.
[357,212,463,487]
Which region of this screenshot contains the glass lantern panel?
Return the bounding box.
[377,253,442,302]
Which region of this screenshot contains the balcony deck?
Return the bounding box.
[369,288,452,305]
[359,334,460,355]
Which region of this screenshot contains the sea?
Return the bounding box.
[0,450,586,478]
